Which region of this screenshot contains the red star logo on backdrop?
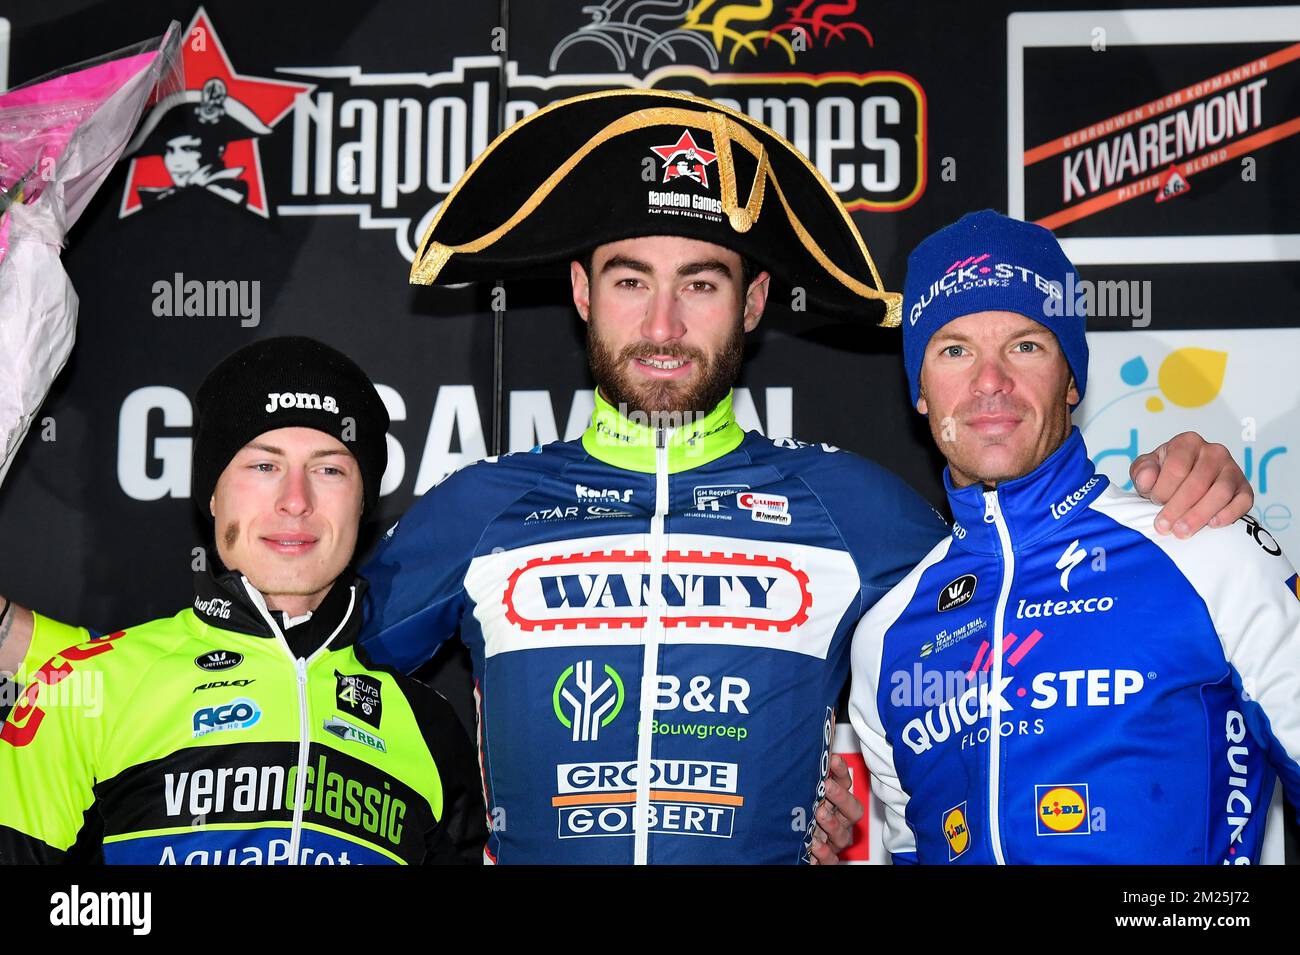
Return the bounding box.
[649,130,717,188]
[119,7,312,218]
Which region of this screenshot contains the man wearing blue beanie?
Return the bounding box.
[849,210,1300,864]
[903,209,1089,410]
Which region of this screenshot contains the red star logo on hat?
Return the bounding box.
[119,7,313,218]
[650,130,717,188]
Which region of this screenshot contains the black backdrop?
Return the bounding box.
[2,0,1297,859]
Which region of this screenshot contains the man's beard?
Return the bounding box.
[586,312,745,421]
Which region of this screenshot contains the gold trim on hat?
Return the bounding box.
[410,88,902,326]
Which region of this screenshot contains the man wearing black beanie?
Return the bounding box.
[191,336,390,651]
[0,337,486,865]
[193,335,390,518]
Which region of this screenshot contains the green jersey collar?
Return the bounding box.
[581,389,745,473]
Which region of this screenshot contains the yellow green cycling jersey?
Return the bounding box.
[0,570,485,864]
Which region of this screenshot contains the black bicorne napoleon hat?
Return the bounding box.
[410,89,901,326]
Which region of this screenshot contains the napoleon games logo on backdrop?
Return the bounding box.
[1078,330,1298,557]
[111,4,923,266]
[119,8,311,218]
[271,1,924,264]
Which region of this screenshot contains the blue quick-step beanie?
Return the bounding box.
[902,209,1088,410]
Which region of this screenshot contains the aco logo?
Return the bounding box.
[943,802,970,860]
[192,698,262,739]
[1035,784,1091,835]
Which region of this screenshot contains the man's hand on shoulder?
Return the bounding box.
[1130,432,1253,538]
[807,755,863,865]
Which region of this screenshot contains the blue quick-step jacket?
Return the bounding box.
[849,427,1300,864]
[359,389,949,863]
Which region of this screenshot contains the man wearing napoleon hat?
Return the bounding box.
[354,91,1252,864]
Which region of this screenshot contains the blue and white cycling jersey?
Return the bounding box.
[359,390,948,863]
[850,427,1300,864]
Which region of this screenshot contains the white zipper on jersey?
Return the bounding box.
[241,578,355,866]
[633,427,670,865]
[289,656,310,863]
[983,491,1012,866]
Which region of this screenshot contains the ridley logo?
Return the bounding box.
[193,679,254,693]
[502,549,813,632]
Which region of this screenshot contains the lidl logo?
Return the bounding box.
[943,802,970,860]
[1035,784,1091,835]
[1286,573,1300,603]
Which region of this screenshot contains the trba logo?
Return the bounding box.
[554,661,626,742]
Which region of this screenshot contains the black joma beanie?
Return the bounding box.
[192,336,389,516]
